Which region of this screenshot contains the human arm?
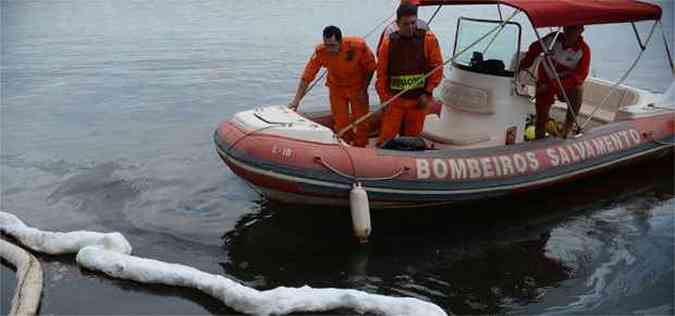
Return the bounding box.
[375,37,392,103]
[522,33,559,94]
[423,31,443,95]
[520,32,562,70]
[290,48,323,109]
[519,39,544,70]
[289,81,309,110]
[360,41,377,90]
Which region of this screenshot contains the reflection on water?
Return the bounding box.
[222,206,570,314]
[222,155,673,314]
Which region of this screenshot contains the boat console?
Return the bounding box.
[422,17,534,148]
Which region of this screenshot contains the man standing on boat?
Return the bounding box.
[376,3,443,146]
[289,26,377,147]
[519,25,590,139]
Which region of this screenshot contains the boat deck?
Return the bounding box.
[360,106,609,149]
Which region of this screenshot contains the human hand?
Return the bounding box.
[417,94,431,109]
[520,69,536,81]
[288,99,299,111]
[360,89,369,103]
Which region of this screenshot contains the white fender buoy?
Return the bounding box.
[350,182,371,243]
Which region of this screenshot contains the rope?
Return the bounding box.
[227,124,282,152]
[314,156,408,181]
[338,9,522,137]
[335,138,358,180]
[482,21,509,55]
[579,21,659,130]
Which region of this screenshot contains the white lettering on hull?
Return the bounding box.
[414,129,644,180]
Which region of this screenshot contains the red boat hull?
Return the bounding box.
[214,110,673,208]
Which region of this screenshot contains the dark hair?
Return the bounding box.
[563,25,583,32]
[397,3,418,20]
[323,25,342,42]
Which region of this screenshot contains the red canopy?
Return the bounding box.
[417,0,662,28]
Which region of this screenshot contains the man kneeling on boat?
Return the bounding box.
[376,3,443,147]
[519,25,590,139]
[289,26,377,147]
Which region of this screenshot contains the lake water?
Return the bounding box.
[1,0,673,314]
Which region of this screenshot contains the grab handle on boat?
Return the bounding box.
[644,130,675,146]
[314,156,409,181]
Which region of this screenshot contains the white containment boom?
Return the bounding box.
[0,211,445,316]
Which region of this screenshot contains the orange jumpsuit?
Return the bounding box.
[376,30,443,146]
[301,37,377,147]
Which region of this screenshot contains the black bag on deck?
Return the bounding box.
[381,136,427,151]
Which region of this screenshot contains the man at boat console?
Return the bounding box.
[289,26,376,147]
[376,3,443,146]
[519,25,591,139]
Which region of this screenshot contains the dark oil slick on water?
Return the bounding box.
[1,0,673,315]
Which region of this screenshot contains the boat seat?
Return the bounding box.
[552,102,616,123]
[581,79,639,110]
[421,114,491,146]
[552,79,640,123]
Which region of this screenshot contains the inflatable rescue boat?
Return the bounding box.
[215,0,674,208]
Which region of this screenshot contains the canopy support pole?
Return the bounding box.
[428,5,443,25]
[482,13,513,55]
[658,20,675,75]
[579,20,659,130]
[532,26,582,136]
[631,22,647,50]
[548,28,562,51]
[497,4,503,21]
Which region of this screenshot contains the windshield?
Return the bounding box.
[453,17,521,77]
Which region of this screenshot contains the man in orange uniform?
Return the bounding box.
[519,25,590,139]
[289,26,377,147]
[376,3,443,146]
